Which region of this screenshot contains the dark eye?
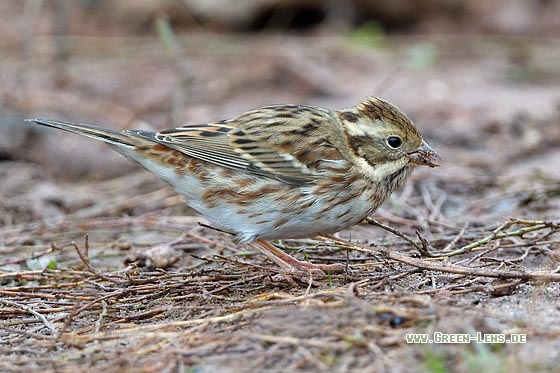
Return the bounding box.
[386,136,402,149]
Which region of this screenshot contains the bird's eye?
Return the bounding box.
[386,136,402,149]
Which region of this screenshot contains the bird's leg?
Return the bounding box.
[252,239,345,274]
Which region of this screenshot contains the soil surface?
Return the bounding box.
[1,3,560,372]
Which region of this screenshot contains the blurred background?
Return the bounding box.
[2,3,560,371]
[1,0,559,224]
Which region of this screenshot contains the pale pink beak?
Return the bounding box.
[408,140,442,168]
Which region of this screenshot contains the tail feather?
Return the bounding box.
[25,118,146,148]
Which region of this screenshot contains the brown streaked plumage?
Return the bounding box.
[26,97,440,275]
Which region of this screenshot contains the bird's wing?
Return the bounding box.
[129,105,346,185]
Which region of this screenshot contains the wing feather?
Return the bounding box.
[130,105,346,185]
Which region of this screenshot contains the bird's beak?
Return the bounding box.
[408,140,442,168]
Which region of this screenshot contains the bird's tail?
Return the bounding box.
[25,118,145,148]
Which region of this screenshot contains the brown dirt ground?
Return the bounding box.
[1,7,560,373]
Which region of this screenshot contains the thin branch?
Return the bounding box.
[0,299,58,335]
[365,217,426,255]
[444,219,557,257]
[380,249,560,282]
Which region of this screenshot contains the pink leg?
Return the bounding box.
[252,239,346,274]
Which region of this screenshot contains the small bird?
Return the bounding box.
[27,97,440,274]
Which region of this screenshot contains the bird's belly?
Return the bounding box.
[199,187,377,243]
[180,174,379,243]
[120,148,382,243]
